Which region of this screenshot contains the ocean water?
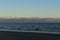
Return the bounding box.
[0,23,60,32]
[0,23,60,40]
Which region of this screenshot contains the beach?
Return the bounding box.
[0,31,60,40]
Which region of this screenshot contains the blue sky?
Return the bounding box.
[0,0,60,18]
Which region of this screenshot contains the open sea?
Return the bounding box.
[0,23,60,40]
[0,23,60,32]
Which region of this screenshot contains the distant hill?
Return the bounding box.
[0,18,60,23]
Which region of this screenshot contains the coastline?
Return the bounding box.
[0,29,60,40]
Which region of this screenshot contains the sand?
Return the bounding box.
[0,31,60,40]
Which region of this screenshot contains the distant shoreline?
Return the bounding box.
[0,18,60,23]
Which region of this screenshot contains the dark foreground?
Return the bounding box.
[0,31,60,40]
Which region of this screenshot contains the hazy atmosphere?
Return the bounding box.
[0,0,60,18]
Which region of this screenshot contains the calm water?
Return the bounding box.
[0,23,60,32]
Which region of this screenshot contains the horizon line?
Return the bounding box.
[0,16,60,18]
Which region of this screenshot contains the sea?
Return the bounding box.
[0,23,60,32]
[0,23,60,40]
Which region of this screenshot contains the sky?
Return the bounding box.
[0,0,60,18]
